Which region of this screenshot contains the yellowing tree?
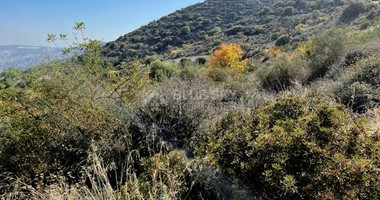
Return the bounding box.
[207,43,246,72]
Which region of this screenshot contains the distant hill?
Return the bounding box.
[0,45,66,71]
[102,0,380,64]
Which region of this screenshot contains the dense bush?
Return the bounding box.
[275,35,290,46]
[334,58,380,113]
[336,81,377,113]
[282,6,294,16]
[149,60,179,81]
[344,50,368,66]
[207,43,246,74]
[0,68,22,89]
[340,2,366,23]
[207,66,229,82]
[0,30,166,198]
[0,61,133,180]
[197,94,380,199]
[300,29,346,81]
[225,25,245,36]
[257,54,308,92]
[138,78,215,149]
[179,65,204,80]
[196,57,207,65]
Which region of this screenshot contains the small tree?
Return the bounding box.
[207,43,246,72]
[47,22,147,105]
[47,22,102,74]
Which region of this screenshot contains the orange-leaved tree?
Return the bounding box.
[207,43,246,72]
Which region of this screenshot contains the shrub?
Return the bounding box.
[275,35,290,46]
[149,60,179,81]
[138,78,214,149]
[258,6,271,16]
[143,54,161,65]
[301,29,346,81]
[336,81,377,113]
[257,54,308,92]
[209,26,222,35]
[179,58,192,67]
[282,6,294,16]
[344,50,368,66]
[225,25,245,36]
[0,68,22,89]
[356,58,380,86]
[197,94,380,199]
[179,64,204,80]
[334,58,380,113]
[0,29,148,184]
[180,25,191,37]
[366,9,378,20]
[340,2,366,23]
[207,43,246,73]
[359,20,372,30]
[0,62,132,180]
[140,150,199,199]
[207,66,229,82]
[196,57,207,65]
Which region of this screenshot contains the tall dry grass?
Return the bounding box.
[0,144,194,200]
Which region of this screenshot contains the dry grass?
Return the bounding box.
[0,145,193,200]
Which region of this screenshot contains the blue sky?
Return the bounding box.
[0,0,203,47]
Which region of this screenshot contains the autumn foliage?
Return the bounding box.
[207,43,246,72]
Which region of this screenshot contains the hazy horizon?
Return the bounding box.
[0,0,203,47]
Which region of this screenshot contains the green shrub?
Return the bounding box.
[344,50,368,66]
[143,54,161,65]
[257,55,308,92]
[209,26,222,35]
[207,66,229,82]
[282,6,294,16]
[303,29,346,81]
[336,81,378,113]
[179,58,192,67]
[258,6,271,16]
[0,62,132,180]
[149,60,179,81]
[356,58,380,86]
[196,57,207,65]
[0,68,22,89]
[179,64,204,80]
[275,35,290,46]
[197,94,380,199]
[359,20,372,30]
[225,25,245,36]
[180,25,191,37]
[334,58,380,113]
[366,9,378,20]
[340,2,366,23]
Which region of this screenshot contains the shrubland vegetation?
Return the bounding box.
[1,0,380,199]
[102,0,379,64]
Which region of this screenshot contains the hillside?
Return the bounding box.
[0,45,65,70]
[102,0,380,63]
[2,1,380,199]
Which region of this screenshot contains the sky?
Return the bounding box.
[0,0,203,47]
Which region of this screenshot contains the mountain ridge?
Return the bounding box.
[101,0,380,64]
[0,45,65,71]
